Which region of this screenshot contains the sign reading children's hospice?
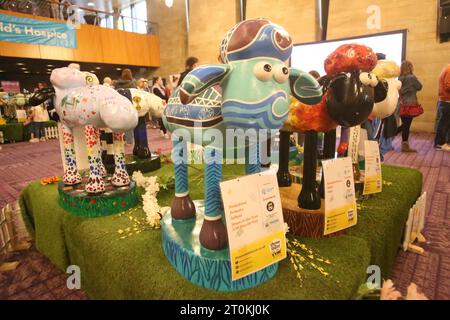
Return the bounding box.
[322,157,358,235]
[220,173,286,281]
[363,140,382,195]
[0,13,76,48]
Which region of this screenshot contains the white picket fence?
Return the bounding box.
[0,203,15,260]
[402,192,427,254]
[44,126,59,140]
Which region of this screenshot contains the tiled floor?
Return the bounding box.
[0,131,448,299]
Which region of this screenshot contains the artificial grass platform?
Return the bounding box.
[19,164,422,299]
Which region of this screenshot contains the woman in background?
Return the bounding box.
[152,76,169,138]
[434,64,450,151]
[398,61,423,153]
[115,69,136,89]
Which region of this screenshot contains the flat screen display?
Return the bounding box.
[291,30,407,76]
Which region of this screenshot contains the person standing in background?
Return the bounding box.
[115,69,136,89]
[398,61,423,153]
[177,57,199,87]
[29,102,50,142]
[136,79,146,91]
[103,77,113,88]
[434,64,450,151]
[49,0,61,20]
[143,79,151,92]
[152,76,169,138]
[164,78,172,98]
[115,69,136,145]
[169,75,179,91]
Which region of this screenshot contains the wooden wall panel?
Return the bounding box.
[0,41,41,58]
[39,45,74,61]
[125,32,150,66]
[73,24,104,63]
[99,28,128,65]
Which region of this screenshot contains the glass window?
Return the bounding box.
[121,6,133,32]
[100,14,113,29]
[133,1,148,34]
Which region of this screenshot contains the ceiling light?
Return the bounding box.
[165,0,174,8]
[95,67,101,70]
[0,70,4,72]
[21,67,27,70]
[24,71,30,73]
[87,2,95,6]
[116,67,122,71]
[90,70,95,73]
[47,64,54,67]
[16,62,25,66]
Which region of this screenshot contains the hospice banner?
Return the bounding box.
[0,13,76,48]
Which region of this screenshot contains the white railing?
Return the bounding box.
[402,192,427,254]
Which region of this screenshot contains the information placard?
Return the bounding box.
[363,140,382,195]
[322,157,358,235]
[348,126,361,163]
[220,173,286,281]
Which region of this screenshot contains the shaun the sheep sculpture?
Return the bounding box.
[50,65,138,194]
[161,18,322,292]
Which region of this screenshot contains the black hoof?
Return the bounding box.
[171,194,196,220]
[277,171,292,187]
[199,219,228,250]
[298,183,321,210]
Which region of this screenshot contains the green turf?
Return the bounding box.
[19,164,422,299]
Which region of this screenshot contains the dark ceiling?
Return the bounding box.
[0,56,155,91]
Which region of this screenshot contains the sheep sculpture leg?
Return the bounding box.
[199,146,228,250]
[170,137,196,220]
[111,132,131,186]
[61,123,82,185]
[85,125,106,194]
[245,142,261,175]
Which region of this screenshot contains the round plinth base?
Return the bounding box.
[161,200,279,292]
[105,153,161,175]
[280,183,345,238]
[58,176,139,218]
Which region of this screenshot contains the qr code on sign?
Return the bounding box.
[348,209,354,221]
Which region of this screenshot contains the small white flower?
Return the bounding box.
[284,222,290,234]
[132,171,162,229]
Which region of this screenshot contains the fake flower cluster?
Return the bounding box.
[132,171,161,228]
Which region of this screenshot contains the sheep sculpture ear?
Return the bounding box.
[68,63,81,70]
[289,68,323,105]
[374,78,388,103]
[179,64,231,105]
